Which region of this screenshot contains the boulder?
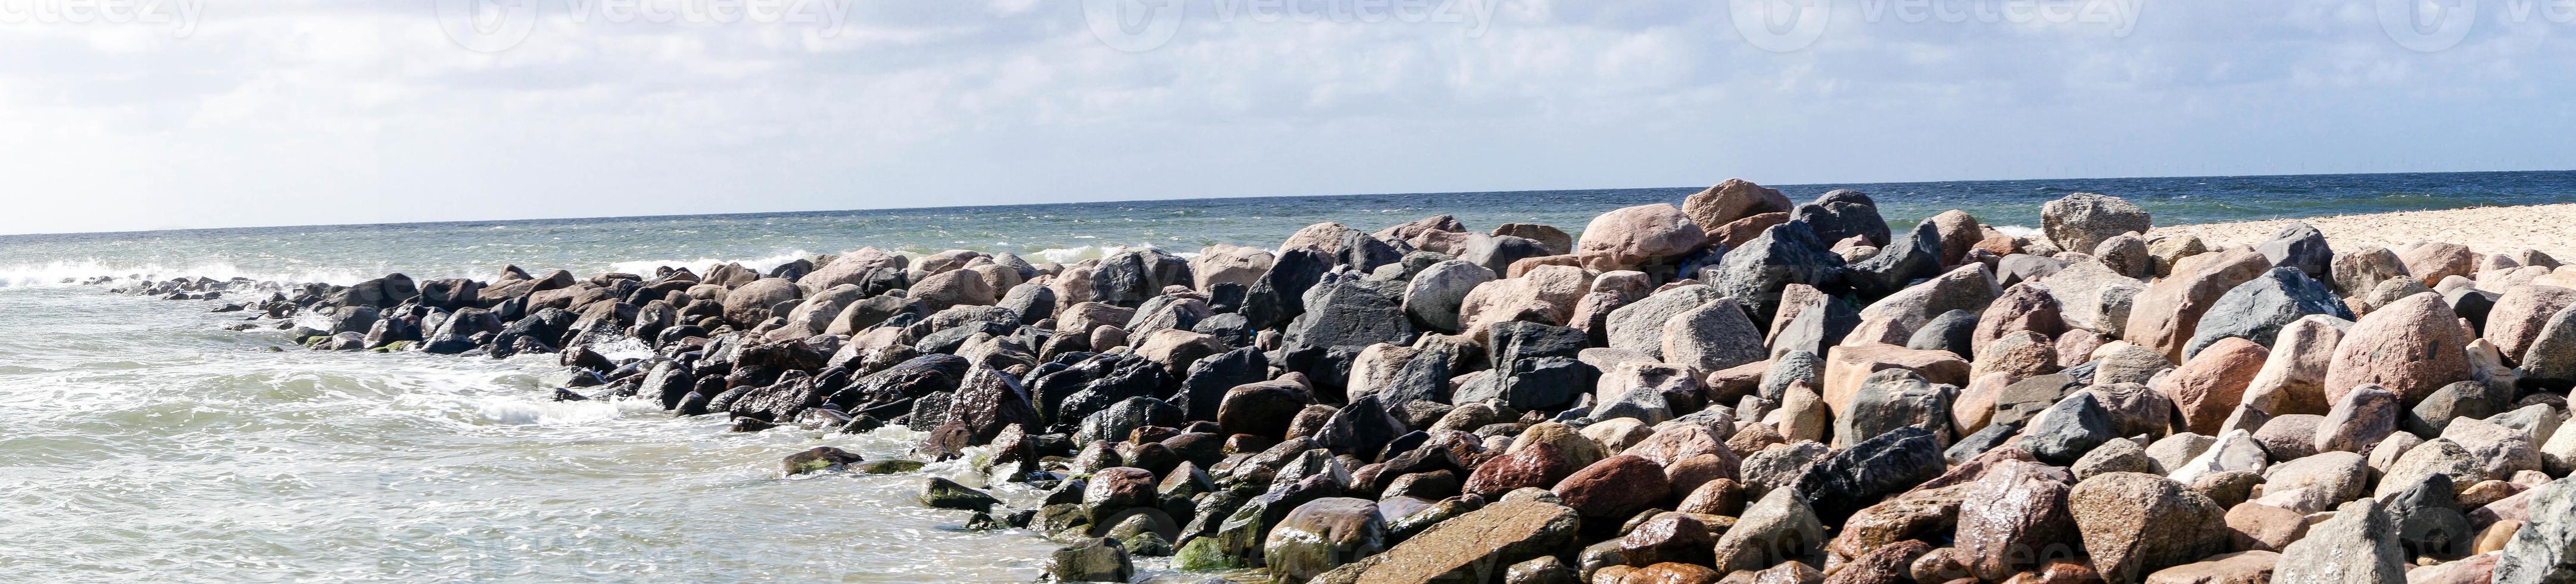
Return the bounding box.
[2126,247,2273,362]
[1402,260,1496,333]
[2041,192,2151,254]
[1711,488,1827,573]
[1265,497,1387,583]
[2162,337,2269,436]
[2143,551,2280,584]
[2402,243,2480,287]
[1705,221,1846,324]
[1302,500,1580,583]
[2332,246,2411,296]
[2495,477,2576,584]
[2067,472,2229,583]
[2314,385,2402,453]
[1794,190,1892,248]
[2240,315,2349,417]
[2484,284,2576,362]
[2324,292,2474,404]
[2254,222,2334,279]
[1856,263,2004,342]
[1957,459,2080,580]
[1793,425,1945,526]
[1044,538,1135,583]
[2184,267,2352,360]
[1575,204,1707,271]
[2042,260,2146,337]
[2272,499,2406,584]
[1661,297,1767,373]
[1682,179,1793,231]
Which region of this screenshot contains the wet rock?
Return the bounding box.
[1045,538,1135,583]
[781,446,863,476]
[1264,497,1387,583]
[1551,455,1670,523]
[917,477,1001,512]
[1711,488,1827,573]
[1300,499,1580,583]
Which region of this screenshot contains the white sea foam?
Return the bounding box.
[0,259,376,288]
[1994,225,2041,238]
[604,250,813,277]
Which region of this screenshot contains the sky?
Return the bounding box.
[0,0,2570,235]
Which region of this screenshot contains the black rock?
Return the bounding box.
[2183,267,2352,360]
[1459,234,1552,275]
[1075,396,1185,445]
[918,476,1002,512]
[1792,190,1892,248]
[2385,474,2474,560]
[782,446,864,476]
[1791,425,1943,526]
[1314,394,1406,456]
[1488,321,1588,366]
[1845,220,1945,298]
[1172,347,1268,421]
[2255,222,2334,280]
[2022,392,2117,465]
[1904,309,1980,359]
[1243,248,1330,330]
[1706,220,1847,324]
[1501,356,1595,412]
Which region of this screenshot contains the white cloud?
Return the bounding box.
[0,0,2569,234]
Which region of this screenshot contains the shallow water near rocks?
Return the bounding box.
[2,170,2572,580]
[0,287,1071,580]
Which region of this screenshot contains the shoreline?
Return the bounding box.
[90,184,2572,582]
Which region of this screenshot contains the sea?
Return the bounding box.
[0,170,2568,580]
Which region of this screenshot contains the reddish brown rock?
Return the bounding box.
[1823,539,1933,584]
[1682,179,1792,231]
[2401,242,2479,287]
[1619,512,1716,567]
[1576,204,1707,271]
[2324,291,2474,404]
[1956,459,2079,580]
[2160,337,2270,435]
[1972,282,2067,355]
[1462,442,1577,498]
[2221,502,2309,552]
[1928,210,1983,267]
[2125,247,2273,362]
[2484,284,2576,364]
[2141,550,2278,584]
[1550,455,1671,522]
[1711,212,1792,251]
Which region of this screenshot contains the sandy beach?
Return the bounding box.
[2153,203,2576,260]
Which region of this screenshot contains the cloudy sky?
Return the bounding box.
[1,0,2569,234]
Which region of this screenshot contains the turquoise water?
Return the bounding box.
[0,169,2568,580]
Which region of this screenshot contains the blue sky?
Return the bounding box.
[1,0,2569,234]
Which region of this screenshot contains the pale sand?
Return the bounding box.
[2148,203,2576,260]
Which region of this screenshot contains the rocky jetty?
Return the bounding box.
[117,182,2576,583]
